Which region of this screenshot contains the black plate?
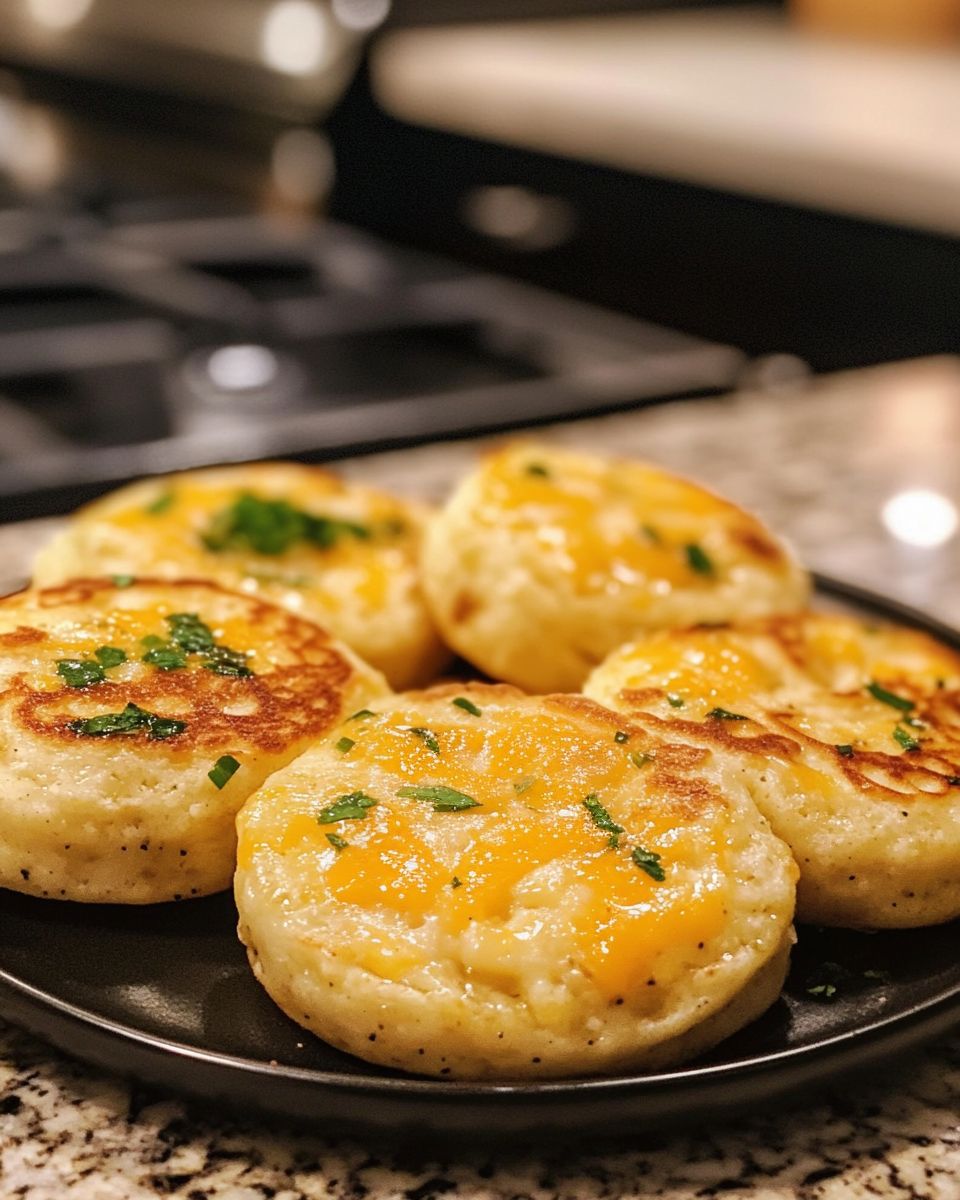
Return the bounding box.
[2,575,959,1140]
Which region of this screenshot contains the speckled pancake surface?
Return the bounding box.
[235,684,796,1079]
[33,462,448,689]
[420,443,810,692]
[0,578,388,903]
[585,612,960,928]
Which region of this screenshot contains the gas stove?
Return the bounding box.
[0,192,744,521]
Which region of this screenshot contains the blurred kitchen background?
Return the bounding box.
[0,0,959,530]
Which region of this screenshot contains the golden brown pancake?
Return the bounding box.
[0,578,388,902]
[236,683,796,1078]
[585,612,960,928]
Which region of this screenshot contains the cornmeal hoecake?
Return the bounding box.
[32,461,448,690]
[235,684,797,1079]
[585,612,960,929]
[420,442,810,693]
[0,578,388,904]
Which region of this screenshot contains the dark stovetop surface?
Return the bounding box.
[0,190,743,520]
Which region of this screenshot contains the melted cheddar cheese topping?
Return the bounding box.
[473,448,784,596]
[6,601,268,693]
[102,478,413,610]
[239,702,733,1001]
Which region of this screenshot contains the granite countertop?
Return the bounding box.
[2,357,960,1198]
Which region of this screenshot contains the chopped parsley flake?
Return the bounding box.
[407,726,441,755]
[631,845,665,881]
[334,736,355,754]
[94,646,127,668]
[667,693,685,708]
[641,523,661,544]
[525,463,550,478]
[202,492,370,556]
[631,751,654,769]
[347,709,376,721]
[706,707,748,721]
[583,794,624,848]
[397,785,479,812]
[142,646,187,671]
[804,961,848,1001]
[208,755,240,789]
[326,833,349,851]
[452,696,482,717]
[685,543,714,576]
[166,612,216,654]
[144,614,254,677]
[513,777,536,795]
[836,744,855,758]
[866,681,915,712]
[111,574,135,588]
[614,730,629,744]
[56,659,105,688]
[68,702,186,741]
[145,490,175,515]
[451,876,462,889]
[893,726,921,752]
[318,792,378,824]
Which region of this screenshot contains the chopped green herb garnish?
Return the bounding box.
[140,634,166,651]
[452,696,482,717]
[148,716,189,740]
[408,727,441,755]
[666,693,685,709]
[451,876,462,889]
[583,794,624,848]
[836,744,854,758]
[397,785,480,812]
[513,777,536,795]
[348,709,376,721]
[335,736,355,754]
[614,730,629,744]
[866,681,914,712]
[67,702,185,741]
[631,845,665,881]
[94,646,127,668]
[142,646,187,671]
[202,492,370,556]
[804,961,852,1001]
[862,969,891,982]
[318,792,378,823]
[631,751,654,769]
[208,754,240,789]
[201,645,253,677]
[893,726,921,752]
[110,574,135,588]
[56,659,105,688]
[326,833,349,851]
[641,523,661,544]
[706,707,748,721]
[166,612,215,653]
[525,463,550,478]
[145,490,175,515]
[685,543,714,576]
[903,715,925,729]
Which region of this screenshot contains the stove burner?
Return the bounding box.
[0,196,745,519]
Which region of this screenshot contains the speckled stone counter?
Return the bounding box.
[2,358,960,1198]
